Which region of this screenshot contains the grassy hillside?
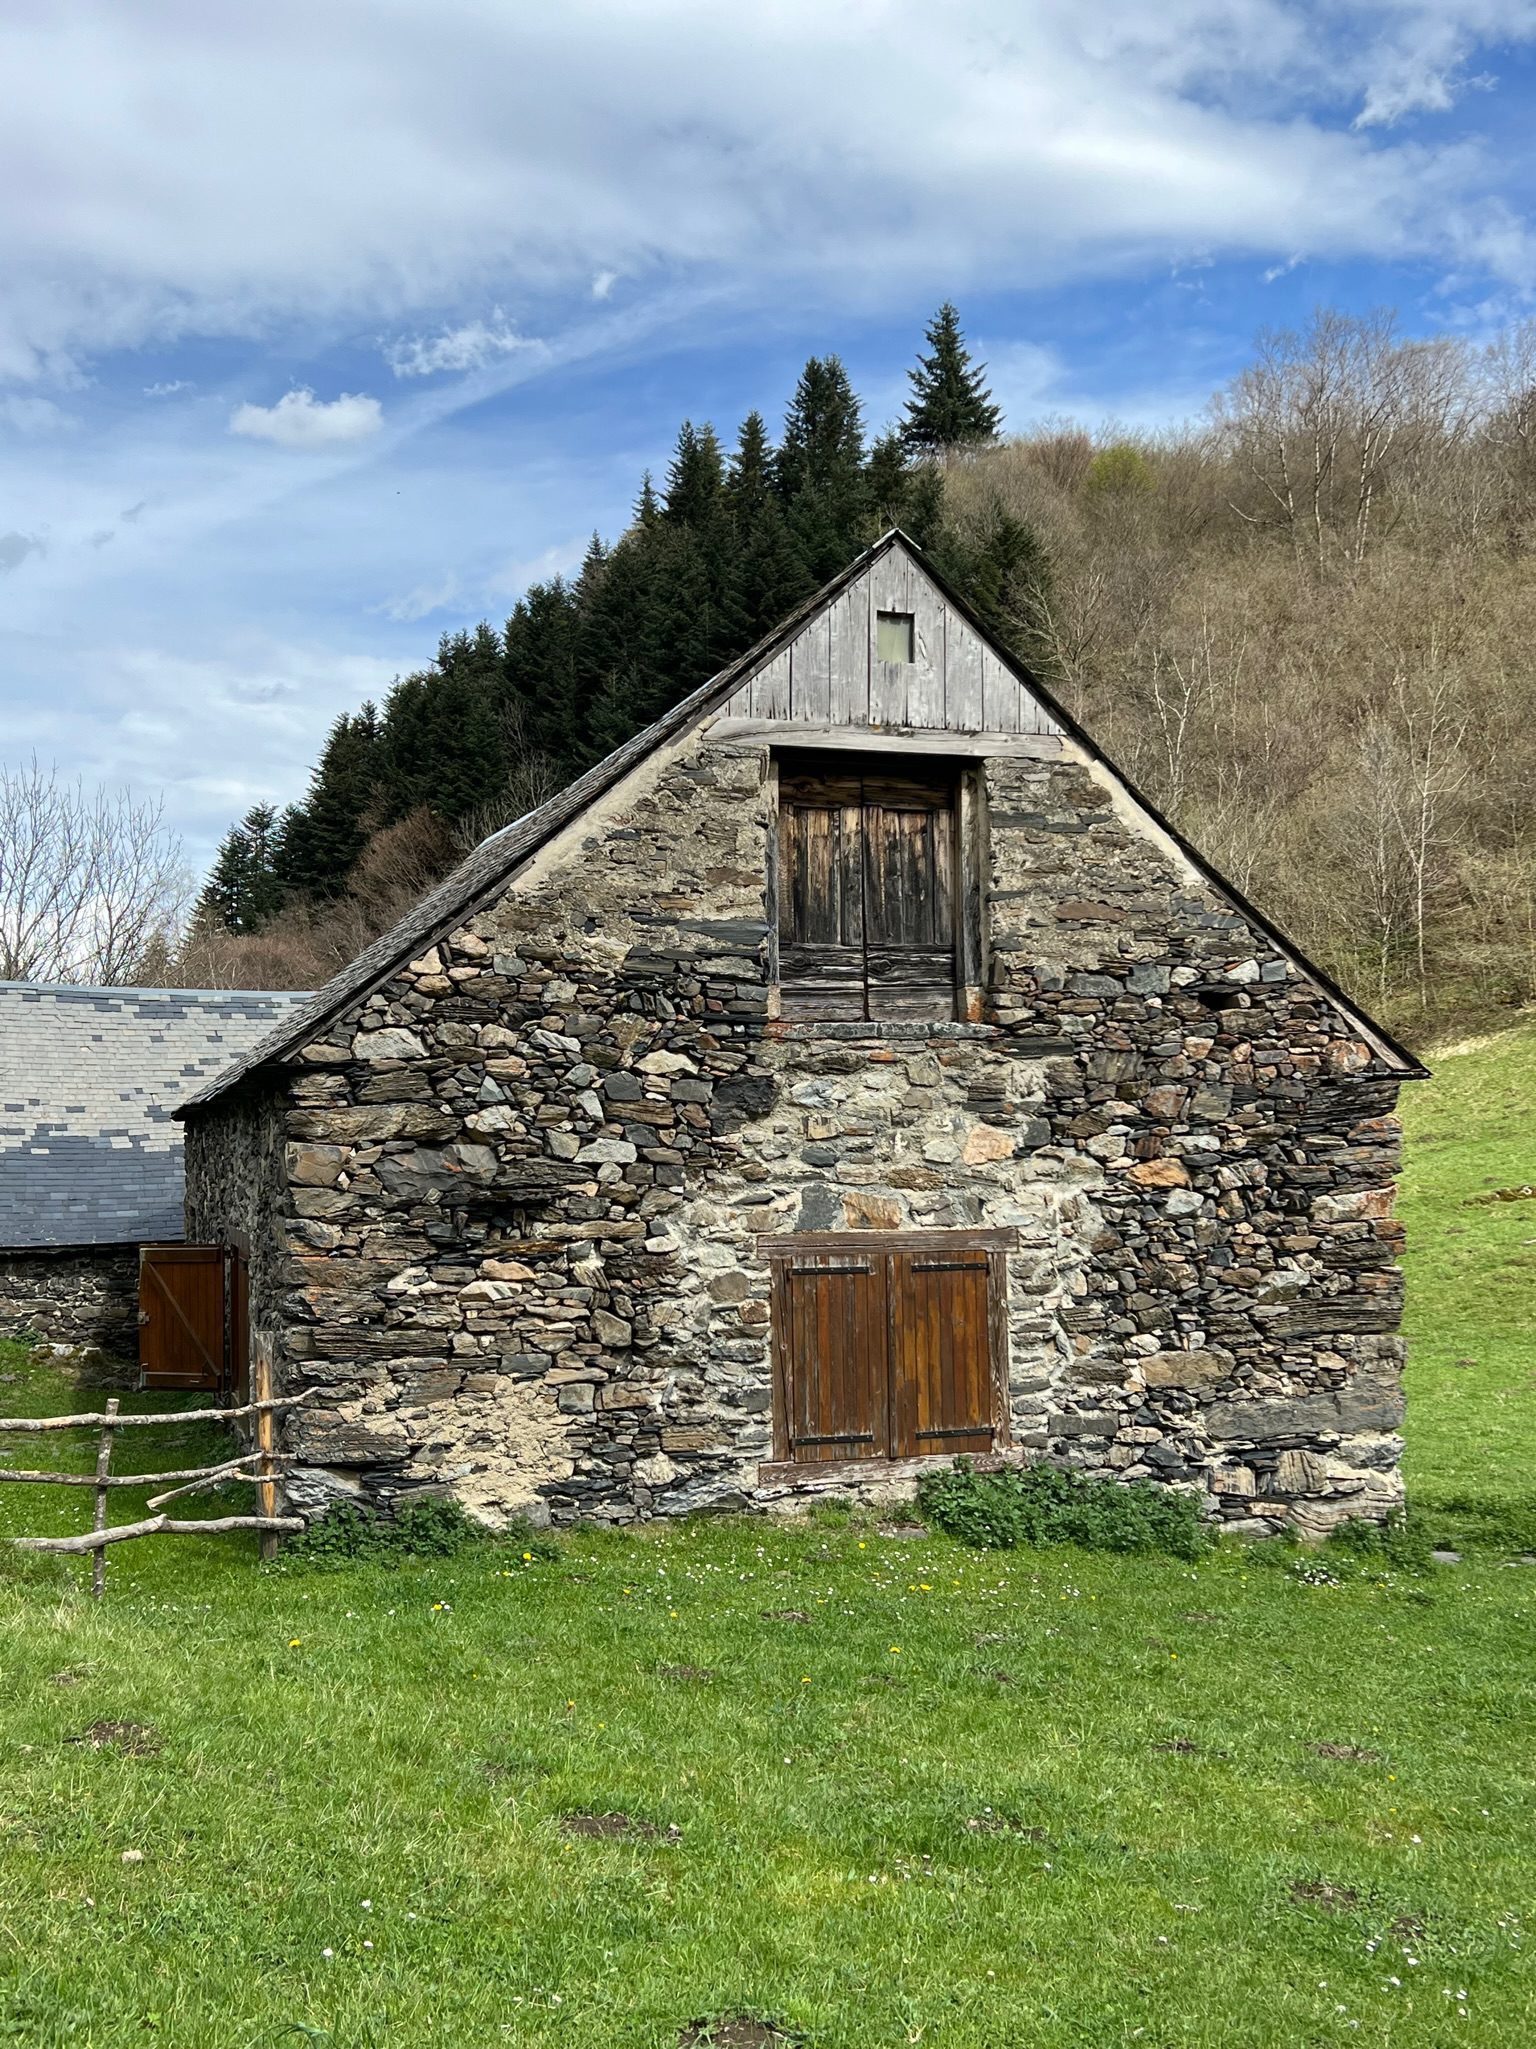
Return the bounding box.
[0,1029,1531,2046]
[1401,1024,1536,1537]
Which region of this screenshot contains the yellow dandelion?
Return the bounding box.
[289,1638,302,1648]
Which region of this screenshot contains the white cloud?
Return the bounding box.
[1352,5,1523,130]
[0,394,74,433]
[591,270,619,300]
[228,387,383,447]
[386,313,539,378]
[0,0,1535,389]
[143,378,192,396]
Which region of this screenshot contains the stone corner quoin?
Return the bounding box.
[183,727,1411,1538]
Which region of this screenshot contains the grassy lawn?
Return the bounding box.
[0,1029,1533,2046]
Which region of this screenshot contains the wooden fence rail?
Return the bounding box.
[2,1348,307,1596]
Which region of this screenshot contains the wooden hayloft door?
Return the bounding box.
[778,762,958,1020]
[766,1232,1011,1470]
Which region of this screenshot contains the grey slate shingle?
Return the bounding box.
[0,983,312,1250]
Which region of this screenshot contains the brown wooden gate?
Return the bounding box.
[138,1245,245,1392]
[763,1230,1013,1475]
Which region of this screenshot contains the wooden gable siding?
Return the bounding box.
[722,549,1059,736]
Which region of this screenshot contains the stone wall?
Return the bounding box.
[182,726,1409,1534]
[0,1245,140,1356]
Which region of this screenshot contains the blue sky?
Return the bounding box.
[6,1,1536,874]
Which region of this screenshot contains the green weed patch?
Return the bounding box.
[919,1457,1209,1558]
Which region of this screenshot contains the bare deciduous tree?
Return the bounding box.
[0,758,188,985]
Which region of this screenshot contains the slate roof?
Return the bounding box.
[0,983,312,1250]
[175,529,1425,1116]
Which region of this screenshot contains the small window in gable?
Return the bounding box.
[876,609,915,664]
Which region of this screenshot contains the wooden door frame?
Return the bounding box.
[760,1227,1016,1481]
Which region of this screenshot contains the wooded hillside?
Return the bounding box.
[188,308,1536,1041]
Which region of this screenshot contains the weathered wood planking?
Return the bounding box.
[790,606,831,719]
[723,544,1059,735]
[828,577,870,722]
[778,764,957,1022]
[765,1233,1006,1467]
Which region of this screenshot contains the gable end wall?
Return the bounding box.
[182,725,1407,1535]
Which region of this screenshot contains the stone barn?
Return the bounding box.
[0,981,311,1355]
[176,532,1424,1533]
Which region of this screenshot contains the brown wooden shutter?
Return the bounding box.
[861,774,957,1021]
[771,1247,890,1462]
[778,771,866,1020]
[138,1244,228,1391]
[888,1246,997,1458]
[778,762,957,1022]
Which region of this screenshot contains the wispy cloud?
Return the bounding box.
[228,388,383,447]
[379,574,461,622]
[386,314,541,378]
[144,378,193,397]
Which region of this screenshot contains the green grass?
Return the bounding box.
[0,1027,1534,2046]
[1401,1023,1536,1545]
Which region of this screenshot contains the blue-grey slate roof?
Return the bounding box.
[0,983,312,1250]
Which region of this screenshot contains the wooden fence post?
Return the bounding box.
[91,1399,119,1601]
[252,1334,280,1563]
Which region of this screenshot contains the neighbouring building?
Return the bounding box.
[0,982,310,1355]
[176,532,1424,1534]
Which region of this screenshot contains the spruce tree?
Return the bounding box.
[902,303,1002,454]
[663,422,725,528]
[376,624,508,825]
[503,576,581,772]
[728,411,808,637]
[198,803,285,932]
[274,707,380,900]
[777,356,871,582]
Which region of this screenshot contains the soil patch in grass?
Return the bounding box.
[678,2020,795,2047]
[657,1663,714,1683]
[1290,1879,1362,1912]
[69,1720,161,1756]
[761,1608,810,1623]
[562,1812,681,1842]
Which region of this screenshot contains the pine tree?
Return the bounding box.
[274,707,380,900]
[633,471,661,530]
[503,576,581,770]
[777,356,871,582]
[198,803,285,933]
[376,624,509,825]
[728,411,808,637]
[902,303,1002,454]
[663,422,725,528]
